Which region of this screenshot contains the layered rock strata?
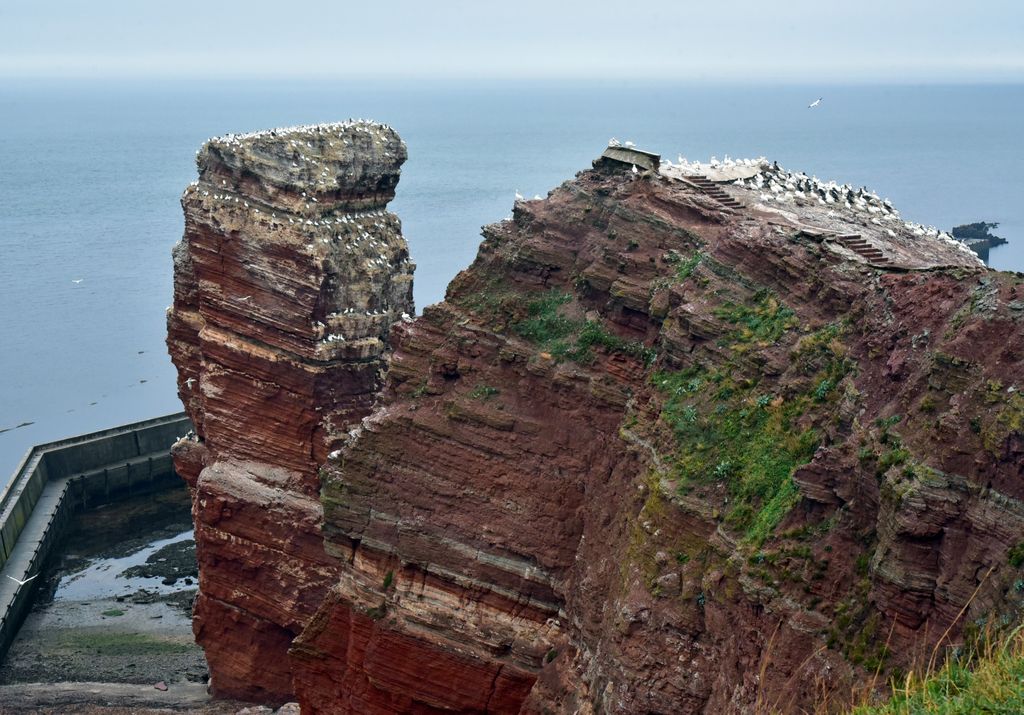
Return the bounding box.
[167,122,414,702]
[170,135,1024,713]
[290,159,1022,713]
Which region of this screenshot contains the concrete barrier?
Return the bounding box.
[0,413,190,662]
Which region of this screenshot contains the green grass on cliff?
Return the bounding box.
[512,290,655,365]
[713,289,798,349]
[654,320,852,545]
[850,626,1024,715]
[655,364,819,544]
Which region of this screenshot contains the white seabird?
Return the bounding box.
[5,573,38,587]
[808,98,823,109]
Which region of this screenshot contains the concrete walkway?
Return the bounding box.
[0,474,71,639]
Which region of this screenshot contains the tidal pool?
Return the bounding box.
[0,486,208,688]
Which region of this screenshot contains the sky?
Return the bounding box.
[0,0,1022,82]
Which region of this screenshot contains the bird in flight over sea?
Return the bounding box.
[71,278,83,284]
[808,98,823,109]
[5,573,39,586]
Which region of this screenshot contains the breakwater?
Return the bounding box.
[0,412,189,662]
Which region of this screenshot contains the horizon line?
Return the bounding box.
[1,72,1023,86]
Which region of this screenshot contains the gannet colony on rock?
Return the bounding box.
[660,153,983,267]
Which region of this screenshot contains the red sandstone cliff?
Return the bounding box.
[170,135,1024,713]
[167,122,413,703]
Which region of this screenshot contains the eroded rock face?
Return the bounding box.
[290,161,1023,713]
[167,122,414,702]
[170,135,1024,713]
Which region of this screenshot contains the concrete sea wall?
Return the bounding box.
[0,412,190,662]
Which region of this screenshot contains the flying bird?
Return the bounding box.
[808,98,823,109]
[71,279,83,284]
[5,573,38,586]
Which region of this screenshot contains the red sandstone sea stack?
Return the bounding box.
[167,122,414,703]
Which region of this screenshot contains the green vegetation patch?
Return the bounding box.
[655,364,819,544]
[981,383,1024,454]
[713,289,798,348]
[653,320,852,545]
[512,290,655,365]
[469,384,500,400]
[58,631,192,656]
[675,252,704,281]
[852,626,1024,715]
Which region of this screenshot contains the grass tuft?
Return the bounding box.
[850,625,1024,715]
[512,290,655,365]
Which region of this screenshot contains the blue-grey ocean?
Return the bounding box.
[1,81,1022,477]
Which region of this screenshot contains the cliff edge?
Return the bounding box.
[170,135,1024,713]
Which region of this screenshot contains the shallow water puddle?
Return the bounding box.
[55,528,195,601]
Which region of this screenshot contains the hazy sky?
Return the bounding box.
[1,0,1022,82]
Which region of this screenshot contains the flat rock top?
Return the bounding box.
[660,154,984,271]
[198,121,406,205]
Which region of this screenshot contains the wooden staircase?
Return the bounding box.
[688,175,744,210]
[836,233,889,265]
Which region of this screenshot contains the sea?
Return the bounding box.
[1,81,1022,478]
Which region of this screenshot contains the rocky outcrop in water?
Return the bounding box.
[171,136,1024,713]
[167,122,413,702]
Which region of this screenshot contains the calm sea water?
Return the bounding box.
[1,81,1022,477]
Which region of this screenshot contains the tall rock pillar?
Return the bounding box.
[166,122,414,702]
